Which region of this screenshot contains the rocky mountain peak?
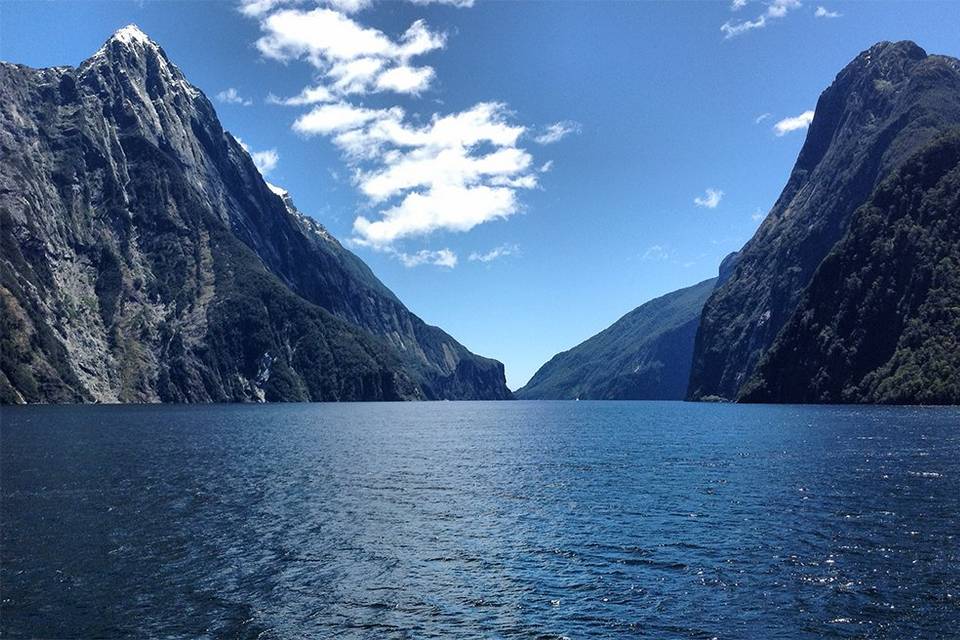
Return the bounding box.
[109,24,153,46]
[81,23,196,104]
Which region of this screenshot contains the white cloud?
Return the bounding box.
[534,120,581,145]
[327,0,372,13]
[216,87,252,106]
[774,110,814,136]
[239,0,291,17]
[374,65,435,95]
[293,102,535,246]
[267,84,335,106]
[540,160,554,173]
[240,0,372,16]
[641,245,669,261]
[767,0,801,18]
[407,0,474,6]
[815,6,841,18]
[251,149,279,174]
[751,207,765,221]
[721,15,767,38]
[397,248,457,268]
[354,184,521,246]
[469,244,519,263]
[694,188,724,209]
[255,9,445,97]
[721,0,801,38]
[730,0,748,9]
[293,102,399,135]
[235,137,280,175]
[245,0,559,255]
[754,112,771,124]
[241,0,471,16]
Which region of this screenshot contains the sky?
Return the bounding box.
[2,1,958,389]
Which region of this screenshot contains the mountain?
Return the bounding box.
[0,25,511,404]
[516,276,718,400]
[740,129,960,404]
[688,41,960,402]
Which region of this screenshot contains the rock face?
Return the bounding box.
[0,26,511,404]
[740,130,960,404]
[688,41,960,402]
[516,277,717,400]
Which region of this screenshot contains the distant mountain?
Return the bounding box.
[0,26,511,403]
[740,129,960,404]
[516,277,718,400]
[689,41,960,403]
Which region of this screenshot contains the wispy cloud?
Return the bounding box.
[721,0,801,39]
[754,112,771,124]
[469,244,519,263]
[534,120,581,145]
[397,248,457,268]
[773,110,814,136]
[730,0,748,10]
[240,0,473,16]
[751,207,765,221]
[267,85,335,106]
[251,149,279,174]
[641,245,669,261]
[694,188,724,209]
[255,9,445,97]
[814,5,841,18]
[408,0,475,6]
[216,87,252,106]
[235,137,279,174]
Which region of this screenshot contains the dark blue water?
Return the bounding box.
[1,402,958,638]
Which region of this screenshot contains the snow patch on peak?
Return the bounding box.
[112,24,153,46]
[266,182,288,197]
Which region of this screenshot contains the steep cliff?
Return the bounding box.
[688,41,960,401]
[740,130,960,404]
[0,26,510,403]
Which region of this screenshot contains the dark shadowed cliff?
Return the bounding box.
[0,26,510,403]
[740,129,960,404]
[688,41,960,402]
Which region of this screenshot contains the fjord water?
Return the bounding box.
[1,403,957,638]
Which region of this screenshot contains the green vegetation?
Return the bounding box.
[741,130,960,404]
[517,278,716,400]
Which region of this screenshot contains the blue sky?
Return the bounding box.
[2,1,958,389]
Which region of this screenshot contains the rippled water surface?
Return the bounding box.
[2,402,959,638]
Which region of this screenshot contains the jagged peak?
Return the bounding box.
[860,40,927,61]
[110,24,154,46]
[843,40,928,78]
[89,23,166,64]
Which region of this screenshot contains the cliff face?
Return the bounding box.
[516,277,717,400]
[688,41,960,401]
[740,130,960,404]
[0,26,510,403]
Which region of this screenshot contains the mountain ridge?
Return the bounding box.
[516,277,717,400]
[688,40,960,402]
[0,25,511,403]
